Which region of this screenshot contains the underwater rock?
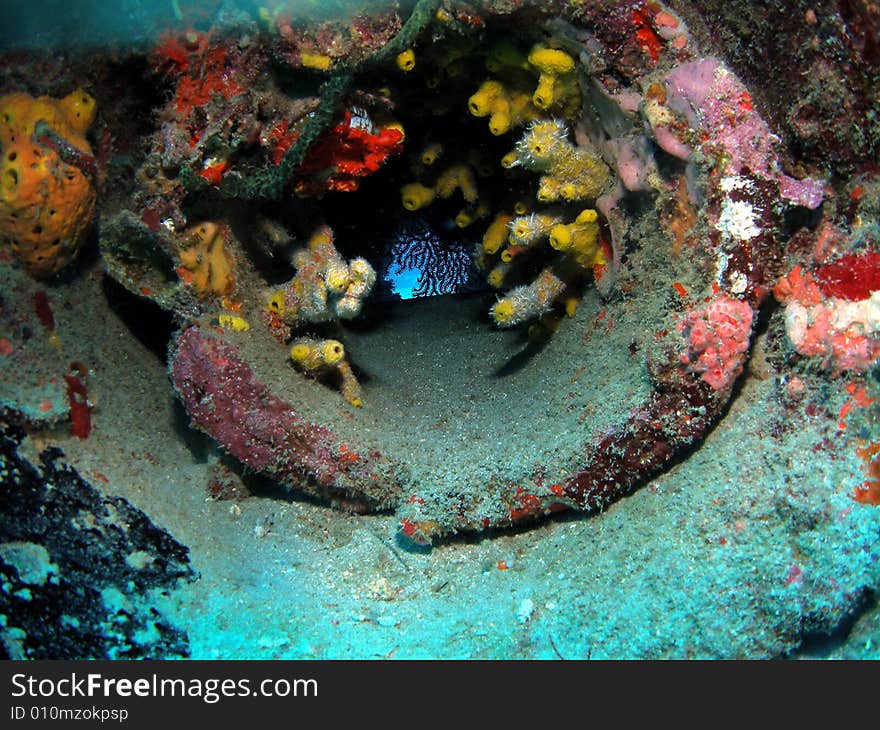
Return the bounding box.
[0,424,193,659]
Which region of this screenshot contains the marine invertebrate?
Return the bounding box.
[467,79,538,136]
[171,326,404,508]
[678,295,754,391]
[294,110,404,195]
[0,90,98,277]
[400,164,479,211]
[527,45,579,115]
[774,253,880,372]
[387,219,476,297]
[289,337,364,407]
[502,119,611,203]
[88,0,846,552]
[275,225,376,325]
[176,222,236,298]
[490,267,566,326]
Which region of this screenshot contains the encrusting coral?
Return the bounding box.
[0,89,98,278]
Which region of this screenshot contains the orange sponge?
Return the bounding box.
[177,221,236,298]
[0,89,98,277]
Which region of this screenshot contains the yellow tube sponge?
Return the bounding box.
[490,268,566,327]
[280,225,376,325]
[505,120,610,202]
[401,182,436,211]
[468,80,505,117]
[396,48,416,72]
[482,213,514,255]
[289,337,363,407]
[434,164,478,203]
[290,338,346,370]
[420,142,444,166]
[549,209,601,268]
[468,79,538,136]
[508,212,563,247]
[527,45,580,114]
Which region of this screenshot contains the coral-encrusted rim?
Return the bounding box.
[170,325,405,512]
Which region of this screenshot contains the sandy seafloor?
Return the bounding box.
[2,249,880,660]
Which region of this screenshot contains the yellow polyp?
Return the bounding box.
[218,314,250,332]
[300,52,333,71]
[564,297,579,318]
[420,142,443,165]
[513,200,530,215]
[400,182,435,211]
[501,152,519,168]
[396,48,416,72]
[435,8,451,22]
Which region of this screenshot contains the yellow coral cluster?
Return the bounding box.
[0,89,97,278]
[270,225,376,326]
[289,337,363,407]
[177,221,236,298]
[466,42,580,136]
[527,45,579,115]
[400,163,489,228]
[473,117,610,327]
[468,80,539,136]
[502,119,610,202]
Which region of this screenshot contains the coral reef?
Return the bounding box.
[0,90,97,277]
[6,0,878,558]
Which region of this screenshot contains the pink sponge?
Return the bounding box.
[679,296,754,391]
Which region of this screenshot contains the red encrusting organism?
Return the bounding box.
[293,112,404,195]
[33,290,55,331]
[815,250,880,301]
[64,364,92,439]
